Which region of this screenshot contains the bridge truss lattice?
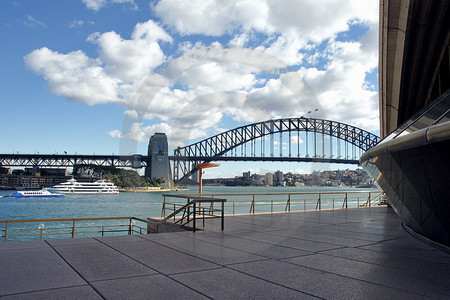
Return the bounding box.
[172,117,380,182]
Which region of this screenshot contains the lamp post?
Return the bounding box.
[194,163,220,216]
[195,163,220,195]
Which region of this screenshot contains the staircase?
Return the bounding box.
[147,196,226,233]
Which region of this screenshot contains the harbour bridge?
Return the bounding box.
[0,117,379,182]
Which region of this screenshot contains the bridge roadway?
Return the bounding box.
[0,153,359,168]
[1,206,449,299]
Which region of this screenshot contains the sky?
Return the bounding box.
[0,0,379,178]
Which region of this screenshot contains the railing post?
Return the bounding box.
[202,207,205,227]
[38,223,44,240]
[357,197,360,207]
[287,194,291,212]
[271,200,273,213]
[221,201,224,230]
[233,201,235,215]
[4,222,7,242]
[128,219,132,235]
[72,220,75,238]
[333,198,335,209]
[163,195,166,217]
[304,198,306,211]
[368,192,371,207]
[250,194,255,214]
[193,201,197,232]
[319,194,321,210]
[187,205,190,222]
[345,193,348,209]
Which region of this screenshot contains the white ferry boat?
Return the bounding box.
[50,178,119,195]
[5,189,65,198]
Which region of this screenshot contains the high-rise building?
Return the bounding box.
[265,172,274,186]
[274,170,284,182]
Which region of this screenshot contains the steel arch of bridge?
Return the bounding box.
[173,117,380,181]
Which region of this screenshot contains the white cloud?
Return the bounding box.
[68,20,94,28]
[24,15,47,28]
[290,135,304,145]
[24,47,120,105]
[82,0,137,11]
[68,20,84,28]
[154,0,270,36]
[24,20,171,106]
[299,36,379,130]
[88,20,172,81]
[124,110,139,119]
[155,0,377,36]
[107,129,122,138]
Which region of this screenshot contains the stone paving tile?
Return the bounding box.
[227,230,344,252]
[170,267,318,299]
[0,247,86,296]
[105,239,221,275]
[141,233,266,265]
[1,285,102,300]
[51,242,156,282]
[0,239,49,251]
[358,238,450,263]
[323,222,402,236]
[229,259,432,300]
[293,225,400,242]
[46,237,100,246]
[177,231,313,259]
[94,234,150,245]
[283,253,450,299]
[195,219,279,233]
[92,274,209,300]
[264,228,378,248]
[319,246,450,277]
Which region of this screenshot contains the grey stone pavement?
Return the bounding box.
[1,206,449,299]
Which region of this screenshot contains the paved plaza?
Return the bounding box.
[1,206,449,299]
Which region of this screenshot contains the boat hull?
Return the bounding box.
[10,194,65,198]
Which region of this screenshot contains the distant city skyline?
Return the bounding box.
[0,0,379,178]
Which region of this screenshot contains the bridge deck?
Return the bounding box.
[1,206,449,299]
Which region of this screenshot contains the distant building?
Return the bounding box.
[243,171,250,179]
[265,172,274,186]
[274,170,283,182]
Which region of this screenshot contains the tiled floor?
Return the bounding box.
[1,206,449,299]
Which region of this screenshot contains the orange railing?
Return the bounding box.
[162,190,384,217]
[0,216,151,242]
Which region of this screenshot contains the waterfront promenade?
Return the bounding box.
[1,206,449,299]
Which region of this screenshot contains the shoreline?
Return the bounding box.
[118,188,189,193]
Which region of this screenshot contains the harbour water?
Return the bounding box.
[0,185,378,221]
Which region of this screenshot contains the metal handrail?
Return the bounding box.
[360,191,386,206]
[152,196,226,233]
[148,200,196,233]
[0,216,152,242]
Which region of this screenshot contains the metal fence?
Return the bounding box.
[162,190,384,217]
[0,216,151,242]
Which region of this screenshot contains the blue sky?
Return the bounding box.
[0,0,379,177]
